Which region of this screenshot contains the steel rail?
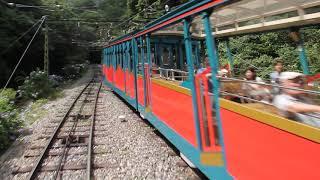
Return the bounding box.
[87,81,102,180]
[27,77,95,180]
[52,80,96,180]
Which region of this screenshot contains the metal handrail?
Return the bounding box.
[214,91,320,120]
[218,91,272,106]
[219,77,320,95]
[153,67,189,81]
[157,67,189,74]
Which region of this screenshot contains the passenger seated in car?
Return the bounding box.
[273,72,320,127]
[270,58,283,95]
[270,58,283,84]
[242,67,271,102]
[197,57,210,74]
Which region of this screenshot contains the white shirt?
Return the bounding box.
[273,94,320,127]
[270,71,280,83]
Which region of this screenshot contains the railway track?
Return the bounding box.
[5,67,199,179]
[14,74,103,179]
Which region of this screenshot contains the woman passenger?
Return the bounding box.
[242,67,270,102]
[244,67,263,82]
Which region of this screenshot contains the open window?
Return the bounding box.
[150,21,190,84]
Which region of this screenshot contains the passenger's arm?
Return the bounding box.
[287,102,320,113]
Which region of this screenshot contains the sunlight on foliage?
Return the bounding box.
[0,89,21,152]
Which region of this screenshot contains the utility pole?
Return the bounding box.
[44,21,49,76]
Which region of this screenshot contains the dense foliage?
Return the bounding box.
[217,27,320,79]
[2,0,320,86]
[0,89,21,152]
[0,0,97,88]
[18,70,55,100]
[0,0,188,89]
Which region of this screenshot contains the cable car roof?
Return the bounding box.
[107,0,320,47]
[210,0,320,37]
[159,0,320,38]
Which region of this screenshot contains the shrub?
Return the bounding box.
[61,62,89,80]
[18,69,56,100]
[49,74,63,88]
[0,88,21,152]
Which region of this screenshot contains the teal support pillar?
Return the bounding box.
[118,45,120,68]
[126,42,130,71]
[139,37,147,107]
[113,46,115,69]
[107,50,109,65]
[225,38,234,76]
[108,48,111,67]
[121,43,124,68]
[107,49,109,65]
[146,34,152,73]
[118,45,121,68]
[106,49,108,67]
[111,47,114,82]
[109,48,111,66]
[118,44,121,68]
[112,47,114,68]
[132,38,139,110]
[146,34,152,108]
[114,46,117,68]
[202,11,228,166]
[106,49,109,65]
[119,44,122,68]
[290,29,310,74]
[109,48,112,67]
[183,18,202,150]
[115,45,118,69]
[123,43,127,94]
[127,42,131,72]
[297,39,310,75]
[121,44,124,68]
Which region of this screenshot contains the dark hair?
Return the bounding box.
[273,58,283,66]
[245,67,257,80]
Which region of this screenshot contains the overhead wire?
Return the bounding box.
[0,18,43,55]
[99,0,169,43]
[112,0,170,31]
[1,16,47,95]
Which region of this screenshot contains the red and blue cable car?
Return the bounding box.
[102,0,320,179]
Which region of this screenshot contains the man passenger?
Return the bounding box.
[270,58,284,95]
[273,72,320,127]
[270,58,283,84]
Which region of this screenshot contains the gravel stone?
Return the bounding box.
[0,66,201,179]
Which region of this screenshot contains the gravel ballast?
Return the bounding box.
[90,87,200,179]
[0,66,201,179]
